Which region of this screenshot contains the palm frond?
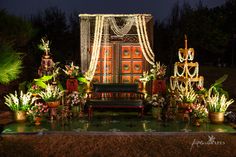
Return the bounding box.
[0,44,23,84]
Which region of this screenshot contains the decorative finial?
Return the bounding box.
[184,34,188,49]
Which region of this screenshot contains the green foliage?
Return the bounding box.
[34,75,53,89]
[0,44,23,84]
[77,76,88,83]
[208,74,229,98]
[38,84,64,102]
[206,75,234,112]
[4,91,38,111]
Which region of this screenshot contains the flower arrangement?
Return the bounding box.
[38,84,64,102]
[150,62,167,80]
[4,91,37,111]
[206,92,234,112]
[63,62,79,77]
[190,104,208,121]
[66,91,80,106]
[205,74,234,113]
[28,84,41,95]
[27,102,49,118]
[38,38,50,56]
[177,87,197,104]
[147,94,165,108]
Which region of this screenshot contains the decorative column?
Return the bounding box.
[80,16,91,72]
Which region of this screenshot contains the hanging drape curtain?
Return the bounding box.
[85,16,104,81]
[85,14,155,81]
[135,15,155,65]
[109,17,134,37]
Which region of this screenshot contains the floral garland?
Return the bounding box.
[135,15,155,65]
[178,48,195,62]
[85,16,104,81]
[137,15,155,64]
[174,62,199,78]
[141,15,155,59]
[109,17,134,37]
[84,14,155,80]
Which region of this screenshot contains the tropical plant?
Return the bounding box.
[149,62,167,80]
[206,74,234,112]
[0,44,23,84]
[34,75,53,89]
[38,84,64,102]
[208,74,229,98]
[4,91,37,111]
[206,92,234,113]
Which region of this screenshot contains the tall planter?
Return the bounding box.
[46,100,60,121]
[66,78,78,92]
[152,79,166,95]
[14,111,26,122]
[46,100,60,108]
[209,112,225,124]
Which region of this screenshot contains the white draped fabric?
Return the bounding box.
[84,14,155,81]
[85,16,104,81]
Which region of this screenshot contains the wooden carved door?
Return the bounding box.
[93,43,148,89]
[93,44,114,83]
[119,44,145,89]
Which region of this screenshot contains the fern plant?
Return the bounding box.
[0,44,23,84]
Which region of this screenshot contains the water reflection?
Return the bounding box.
[2,117,236,133]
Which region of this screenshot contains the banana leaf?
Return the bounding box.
[34,75,53,89]
[77,76,88,83]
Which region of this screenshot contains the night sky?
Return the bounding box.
[0,0,226,21]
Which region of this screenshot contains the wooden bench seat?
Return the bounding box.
[86,83,145,120]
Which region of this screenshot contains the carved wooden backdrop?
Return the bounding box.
[92,43,148,89]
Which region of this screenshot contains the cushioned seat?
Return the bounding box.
[86,83,144,119]
[87,99,143,107]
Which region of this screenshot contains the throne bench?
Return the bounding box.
[86,83,145,120]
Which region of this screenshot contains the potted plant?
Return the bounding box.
[4,91,38,122]
[207,91,234,124]
[63,62,80,92]
[38,84,64,108]
[206,75,234,124]
[149,62,167,94]
[190,104,208,126]
[147,94,165,120]
[176,87,197,121]
[66,91,84,117]
[27,102,49,125]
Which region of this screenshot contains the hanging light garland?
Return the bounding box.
[141,15,155,59]
[85,15,104,81]
[135,15,155,65]
[83,14,155,81]
[109,17,134,37]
